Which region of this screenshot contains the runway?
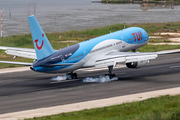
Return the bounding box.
[0,53,180,114]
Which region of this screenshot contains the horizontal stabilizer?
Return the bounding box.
[0,61,33,66]
[5,49,36,59]
[0,46,36,59]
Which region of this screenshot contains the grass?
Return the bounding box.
[0,21,180,68]
[25,94,180,120]
[1,21,180,48]
[149,38,171,43]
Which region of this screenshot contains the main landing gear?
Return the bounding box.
[66,66,116,80]
[105,65,116,78]
[66,72,77,79]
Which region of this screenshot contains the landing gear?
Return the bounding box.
[132,49,138,52]
[105,65,116,78]
[67,72,77,79]
[72,73,77,79]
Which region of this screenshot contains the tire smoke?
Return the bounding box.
[83,75,118,83]
[51,75,118,83]
[51,75,72,81]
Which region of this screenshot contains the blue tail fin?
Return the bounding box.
[28,15,55,60]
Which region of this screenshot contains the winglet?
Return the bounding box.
[28,15,55,60]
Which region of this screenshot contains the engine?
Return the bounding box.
[126,60,149,69]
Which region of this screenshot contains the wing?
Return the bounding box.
[0,46,74,66]
[0,60,75,66]
[0,46,36,59]
[95,50,180,68]
[0,61,33,66]
[156,49,180,55]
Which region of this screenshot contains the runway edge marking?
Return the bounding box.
[0,87,180,120]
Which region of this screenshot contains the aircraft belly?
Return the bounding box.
[136,41,148,48]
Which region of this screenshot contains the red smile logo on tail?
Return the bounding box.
[35,39,44,50]
[34,34,44,50]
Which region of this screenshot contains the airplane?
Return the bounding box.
[0,15,179,79]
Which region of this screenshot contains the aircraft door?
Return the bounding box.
[60,55,65,63]
[121,36,126,48]
[84,51,87,60]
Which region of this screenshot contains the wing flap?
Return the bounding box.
[0,61,32,66]
[95,57,125,68]
[126,54,157,63]
[95,52,157,68]
[156,49,180,55]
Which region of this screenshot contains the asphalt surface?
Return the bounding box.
[0,53,180,114]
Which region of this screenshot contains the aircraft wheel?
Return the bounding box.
[105,74,116,79]
[112,74,116,77]
[73,73,77,79]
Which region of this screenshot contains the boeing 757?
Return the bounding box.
[0,15,179,79]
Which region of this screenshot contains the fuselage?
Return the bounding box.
[32,27,149,73]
